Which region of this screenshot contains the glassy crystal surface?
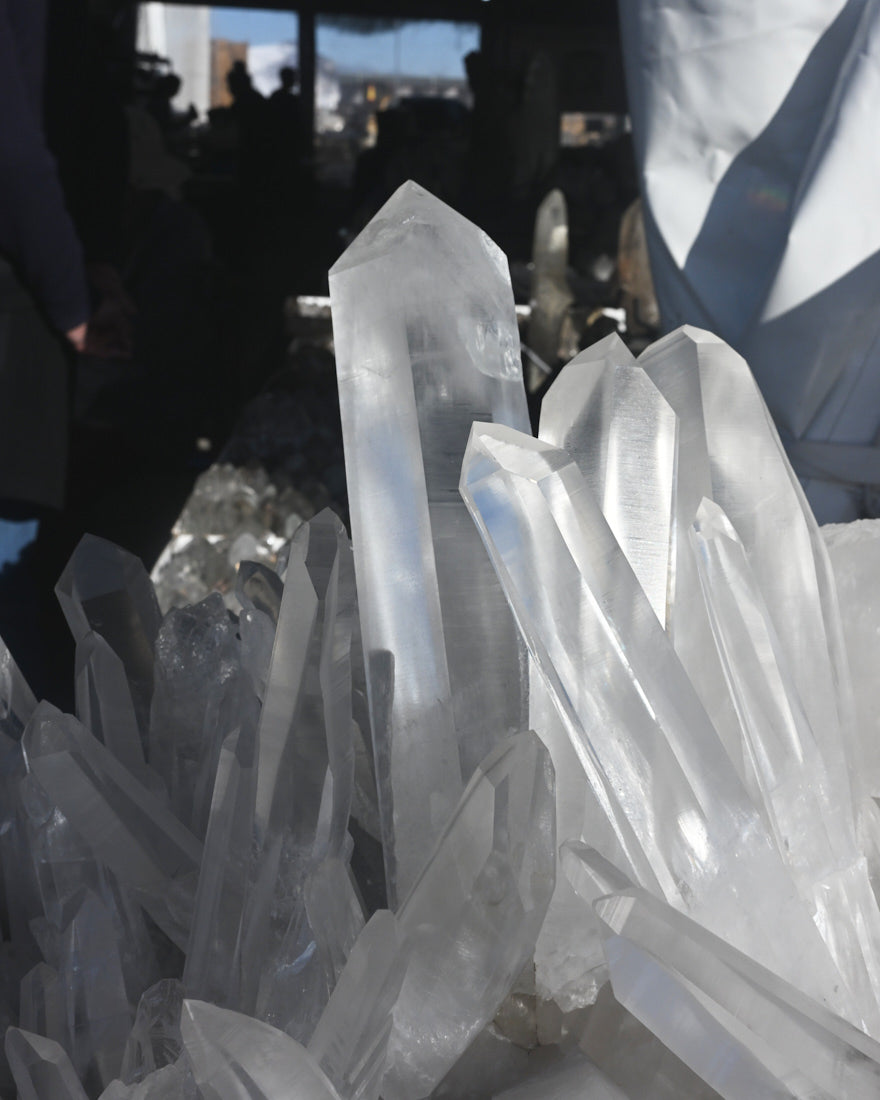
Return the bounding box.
[330,181,530,903]
[381,730,556,1100]
[692,497,880,1032]
[149,593,254,838]
[56,535,162,747]
[636,328,745,774]
[120,979,185,1084]
[308,910,404,1100]
[75,631,151,786]
[686,326,857,819]
[181,999,342,1100]
[23,702,202,951]
[460,423,851,1017]
[6,1028,89,1100]
[596,886,880,1099]
[540,334,677,626]
[19,962,66,1047]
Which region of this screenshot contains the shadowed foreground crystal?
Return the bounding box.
[181,1000,342,1100]
[381,729,556,1100]
[56,535,162,749]
[6,1028,88,1100]
[596,886,880,1099]
[330,180,530,904]
[460,422,853,1020]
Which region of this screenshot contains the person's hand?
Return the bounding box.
[82,263,137,359]
[83,295,136,358]
[66,321,87,352]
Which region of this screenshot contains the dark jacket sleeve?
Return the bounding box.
[0,0,89,334]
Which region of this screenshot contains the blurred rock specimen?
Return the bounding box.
[1,184,880,1100]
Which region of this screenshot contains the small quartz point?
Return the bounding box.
[6,1028,89,1100]
[692,497,880,1032]
[75,631,152,786]
[181,999,343,1100]
[308,910,405,1100]
[19,962,66,1047]
[539,333,678,626]
[491,1050,629,1099]
[635,327,745,777]
[687,326,857,825]
[527,187,574,382]
[460,423,851,1017]
[120,978,185,1083]
[380,729,556,1100]
[330,181,530,903]
[183,724,256,1007]
[596,886,880,1099]
[57,890,132,1092]
[56,534,162,749]
[23,702,202,951]
[149,593,256,838]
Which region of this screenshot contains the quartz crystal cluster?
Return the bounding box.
[3,181,880,1100]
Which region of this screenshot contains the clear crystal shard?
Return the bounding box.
[56,535,162,747]
[527,187,573,379]
[149,592,254,838]
[308,911,404,1100]
[183,724,256,1007]
[687,326,857,820]
[636,327,745,775]
[23,702,202,951]
[540,333,678,625]
[330,180,530,902]
[381,729,556,1100]
[181,999,342,1100]
[75,631,151,785]
[57,890,132,1092]
[596,886,880,1099]
[6,1028,89,1100]
[460,423,851,1017]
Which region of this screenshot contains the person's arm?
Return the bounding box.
[0,0,89,342]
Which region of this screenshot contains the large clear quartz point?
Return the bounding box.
[308,910,405,1100]
[596,886,880,1099]
[692,497,880,1032]
[460,423,852,1018]
[540,333,677,626]
[55,535,162,747]
[6,1028,89,1100]
[180,999,343,1100]
[380,729,556,1100]
[329,180,530,903]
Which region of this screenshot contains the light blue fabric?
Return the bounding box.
[0,517,38,572]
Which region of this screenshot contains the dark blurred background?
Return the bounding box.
[5,0,656,704]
